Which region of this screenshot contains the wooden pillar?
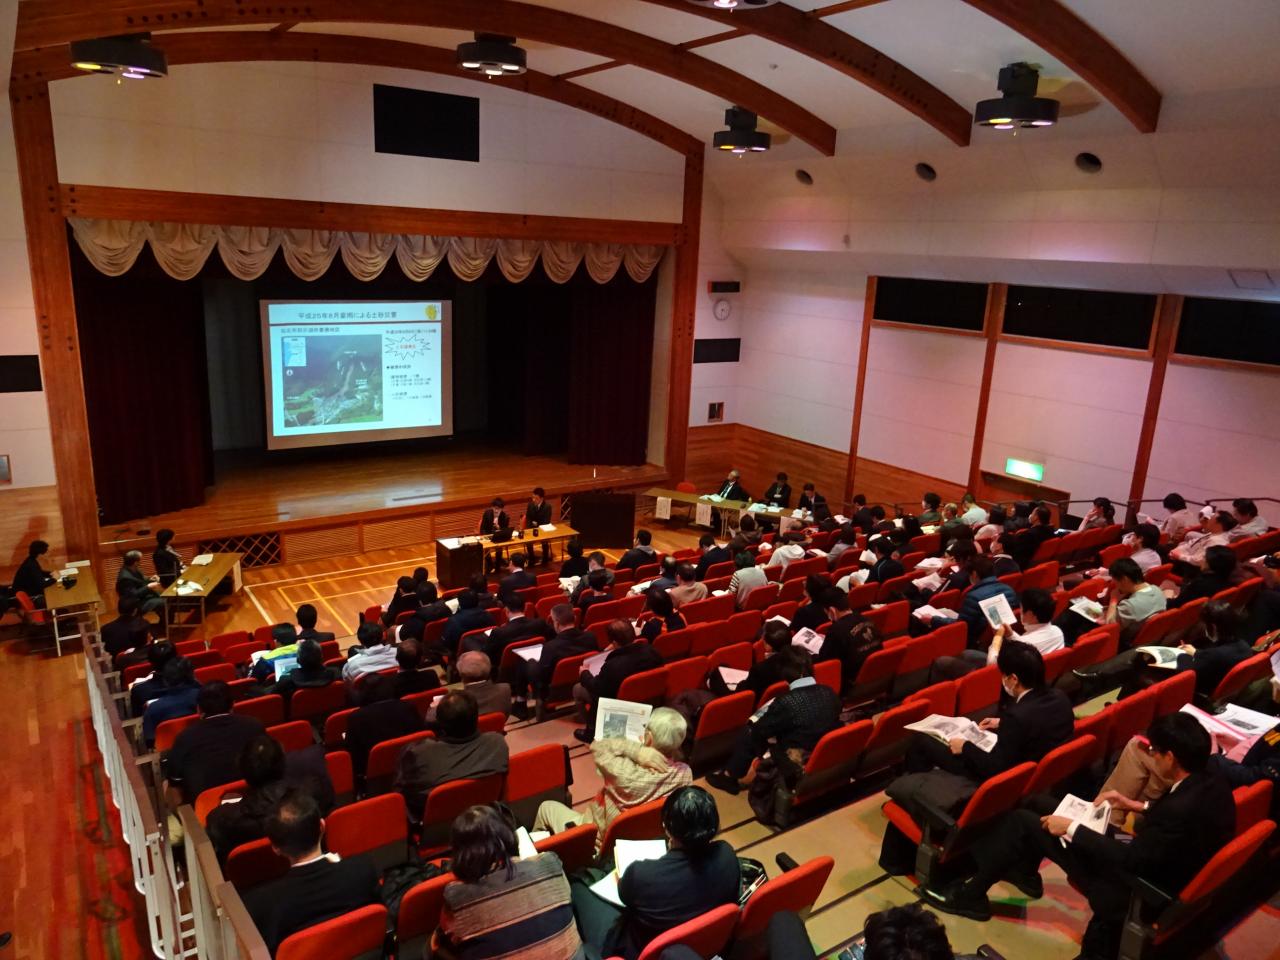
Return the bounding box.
[967,283,1005,495]
[10,83,100,569]
[1126,294,1181,523]
[663,149,703,483]
[842,276,876,503]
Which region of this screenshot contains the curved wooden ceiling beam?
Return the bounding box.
[636,0,971,146]
[11,0,838,155]
[9,31,703,157]
[961,0,1161,132]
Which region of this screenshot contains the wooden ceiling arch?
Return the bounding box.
[9,31,704,158]
[10,0,839,155]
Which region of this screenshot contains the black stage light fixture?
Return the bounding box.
[713,107,770,154]
[974,62,1059,130]
[456,33,527,77]
[70,33,167,79]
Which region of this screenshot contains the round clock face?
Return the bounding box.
[713,298,732,320]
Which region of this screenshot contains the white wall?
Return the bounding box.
[688,189,742,427]
[982,342,1151,502]
[48,62,685,222]
[858,325,985,483]
[1144,362,1280,504]
[734,270,866,450]
[0,2,56,489]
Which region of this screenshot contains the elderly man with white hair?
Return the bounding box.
[115,549,166,613]
[534,707,692,848]
[426,650,511,723]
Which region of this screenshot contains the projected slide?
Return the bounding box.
[261,301,453,450]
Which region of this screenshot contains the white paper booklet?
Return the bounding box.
[438,538,461,550]
[513,643,544,662]
[792,628,824,655]
[539,523,556,532]
[445,597,460,614]
[1134,645,1182,669]
[1069,598,1105,623]
[913,572,944,592]
[594,698,653,742]
[516,826,539,859]
[589,838,668,906]
[704,493,724,503]
[915,556,947,571]
[629,579,654,595]
[190,553,214,566]
[1052,793,1110,846]
[582,650,610,677]
[718,666,749,690]
[904,714,997,752]
[559,576,581,594]
[712,589,732,597]
[767,614,791,628]
[913,604,959,622]
[979,594,1018,628]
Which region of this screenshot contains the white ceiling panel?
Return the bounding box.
[574,65,730,140]
[522,0,725,44]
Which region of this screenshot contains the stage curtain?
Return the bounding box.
[68,218,667,285]
[567,272,656,466]
[69,240,214,525]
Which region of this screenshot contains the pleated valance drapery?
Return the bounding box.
[67,217,667,284]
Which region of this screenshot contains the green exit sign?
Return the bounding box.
[1005,458,1045,482]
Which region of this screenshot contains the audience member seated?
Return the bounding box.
[931,588,1063,681]
[475,595,555,667]
[399,582,453,648]
[705,649,841,795]
[1169,545,1241,608]
[537,708,691,843]
[571,786,740,960]
[395,690,509,819]
[937,503,967,543]
[789,574,833,633]
[797,483,830,523]
[129,640,177,716]
[207,734,335,862]
[766,531,809,572]
[933,541,978,595]
[559,540,590,580]
[523,486,555,565]
[986,533,1021,577]
[577,569,615,618]
[1009,506,1056,569]
[242,789,380,956]
[1004,501,1033,533]
[862,904,983,960]
[917,492,942,525]
[294,602,335,643]
[931,557,1020,647]
[344,672,423,776]
[498,552,537,605]
[511,605,594,720]
[1234,497,1268,537]
[152,528,185,588]
[728,551,768,608]
[1080,496,1116,530]
[116,549,165,614]
[975,507,1006,543]
[647,556,680,594]
[570,553,615,602]
[13,539,56,604]
[436,804,583,960]
[825,527,860,570]
[428,651,511,723]
[392,640,443,697]
[958,494,988,529]
[881,642,1074,874]
[1102,557,1166,645]
[763,472,792,509]
[1155,492,1198,545]
[1170,509,1238,566]
[694,534,732,581]
[268,638,341,701]
[618,529,658,572]
[102,596,151,664]
[142,657,201,745]
[706,619,793,703]
[443,590,498,657]
[737,513,764,547]
[637,588,687,641]
[249,623,301,684]
[466,572,502,610]
[816,590,880,688]
[923,713,1234,960]
[381,575,419,628]
[863,536,904,585]
[573,619,665,743]
[162,680,265,804]
[668,564,708,609]
[342,620,398,684]
[1124,522,1164,573]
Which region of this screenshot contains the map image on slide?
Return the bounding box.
[281,334,383,427]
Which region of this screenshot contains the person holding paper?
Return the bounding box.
[863,536,905,585]
[711,469,748,502]
[12,539,57,604]
[931,589,1063,682]
[115,549,166,614]
[571,786,740,960]
[925,713,1235,960]
[572,620,665,744]
[570,552,615,603]
[535,708,691,844]
[933,556,1020,646]
[576,569,615,618]
[436,804,583,960]
[511,604,594,720]
[472,594,556,669]
[766,531,810,572]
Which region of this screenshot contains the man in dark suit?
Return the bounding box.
[442,589,497,657]
[479,497,509,535]
[469,595,556,672]
[925,712,1235,960]
[763,472,792,509]
[710,619,792,700]
[1010,505,1057,569]
[712,469,748,502]
[576,568,615,620]
[381,576,418,628]
[162,681,265,804]
[850,495,875,534]
[12,539,56,603]
[522,487,554,564]
[344,672,423,775]
[242,789,380,955]
[797,483,831,522]
[705,649,841,794]
[398,582,451,647]
[572,618,664,742]
[116,549,165,613]
[649,556,680,593]
[498,552,537,605]
[101,596,152,662]
[694,534,732,581]
[151,528,185,588]
[295,603,335,643]
[863,537,905,585]
[512,604,595,720]
[617,529,658,571]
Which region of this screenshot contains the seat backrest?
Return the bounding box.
[898,623,966,675]
[1025,735,1097,796]
[276,904,389,960]
[1131,607,1186,649]
[326,750,355,803]
[395,872,454,950]
[210,630,251,655]
[422,774,505,829]
[851,644,906,690]
[955,665,1001,717]
[504,743,568,805]
[708,642,752,673]
[288,682,348,724]
[636,902,739,960]
[534,822,599,876]
[174,638,208,656]
[1042,646,1074,686]
[929,589,964,612]
[757,680,788,708]
[477,712,507,735]
[782,556,826,583]
[617,667,670,706]
[365,730,435,793]
[743,583,780,611]
[323,706,359,750]
[695,690,756,740]
[1106,691,1157,756]
[845,582,878,612]
[877,572,917,604]
[736,855,836,938]
[813,658,841,697]
[194,662,238,685]
[723,610,763,645]
[653,630,692,662]
[195,779,247,824]
[187,649,226,670]
[1177,820,1275,904]
[225,836,289,890]
[598,795,667,861]
[1233,781,1274,837]
[223,640,267,667]
[583,598,626,628]
[1150,670,1196,717]
[1021,561,1060,592]
[327,793,407,856]
[955,762,1036,831]
[233,694,285,727]
[665,656,710,700]
[1144,562,1175,586]
[904,681,957,717]
[1211,651,1273,703]
[777,578,807,603]
[155,713,201,752]
[804,720,874,776]
[762,600,798,622]
[267,720,315,753]
[865,699,932,755]
[681,594,735,625]
[1072,624,1120,669]
[863,600,910,638]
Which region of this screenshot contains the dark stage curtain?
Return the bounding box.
[567,273,656,465]
[70,239,213,525]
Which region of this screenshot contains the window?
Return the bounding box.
[1002,286,1155,350]
[873,277,987,332]
[1176,297,1280,366]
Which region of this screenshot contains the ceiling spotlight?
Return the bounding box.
[69,34,167,78]
[974,62,1059,130]
[685,0,781,8]
[713,107,770,154]
[456,33,527,77]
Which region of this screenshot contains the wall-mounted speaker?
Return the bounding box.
[708,280,741,294]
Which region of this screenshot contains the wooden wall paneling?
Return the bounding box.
[731,426,848,506]
[280,526,361,564]
[850,457,968,511]
[60,185,680,246]
[967,283,1005,495]
[684,424,741,494]
[362,516,435,552]
[664,151,704,484]
[1126,294,1181,522]
[9,83,101,576]
[842,276,876,504]
[12,33,701,158]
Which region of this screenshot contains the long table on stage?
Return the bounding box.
[436,525,580,589]
[44,568,102,656]
[162,552,244,636]
[642,487,798,536]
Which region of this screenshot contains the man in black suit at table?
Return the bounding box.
[152,528,185,588]
[797,483,831,522]
[925,712,1235,960]
[12,539,56,605]
[479,497,512,573]
[711,469,748,502]
[763,472,792,510]
[522,486,554,564]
